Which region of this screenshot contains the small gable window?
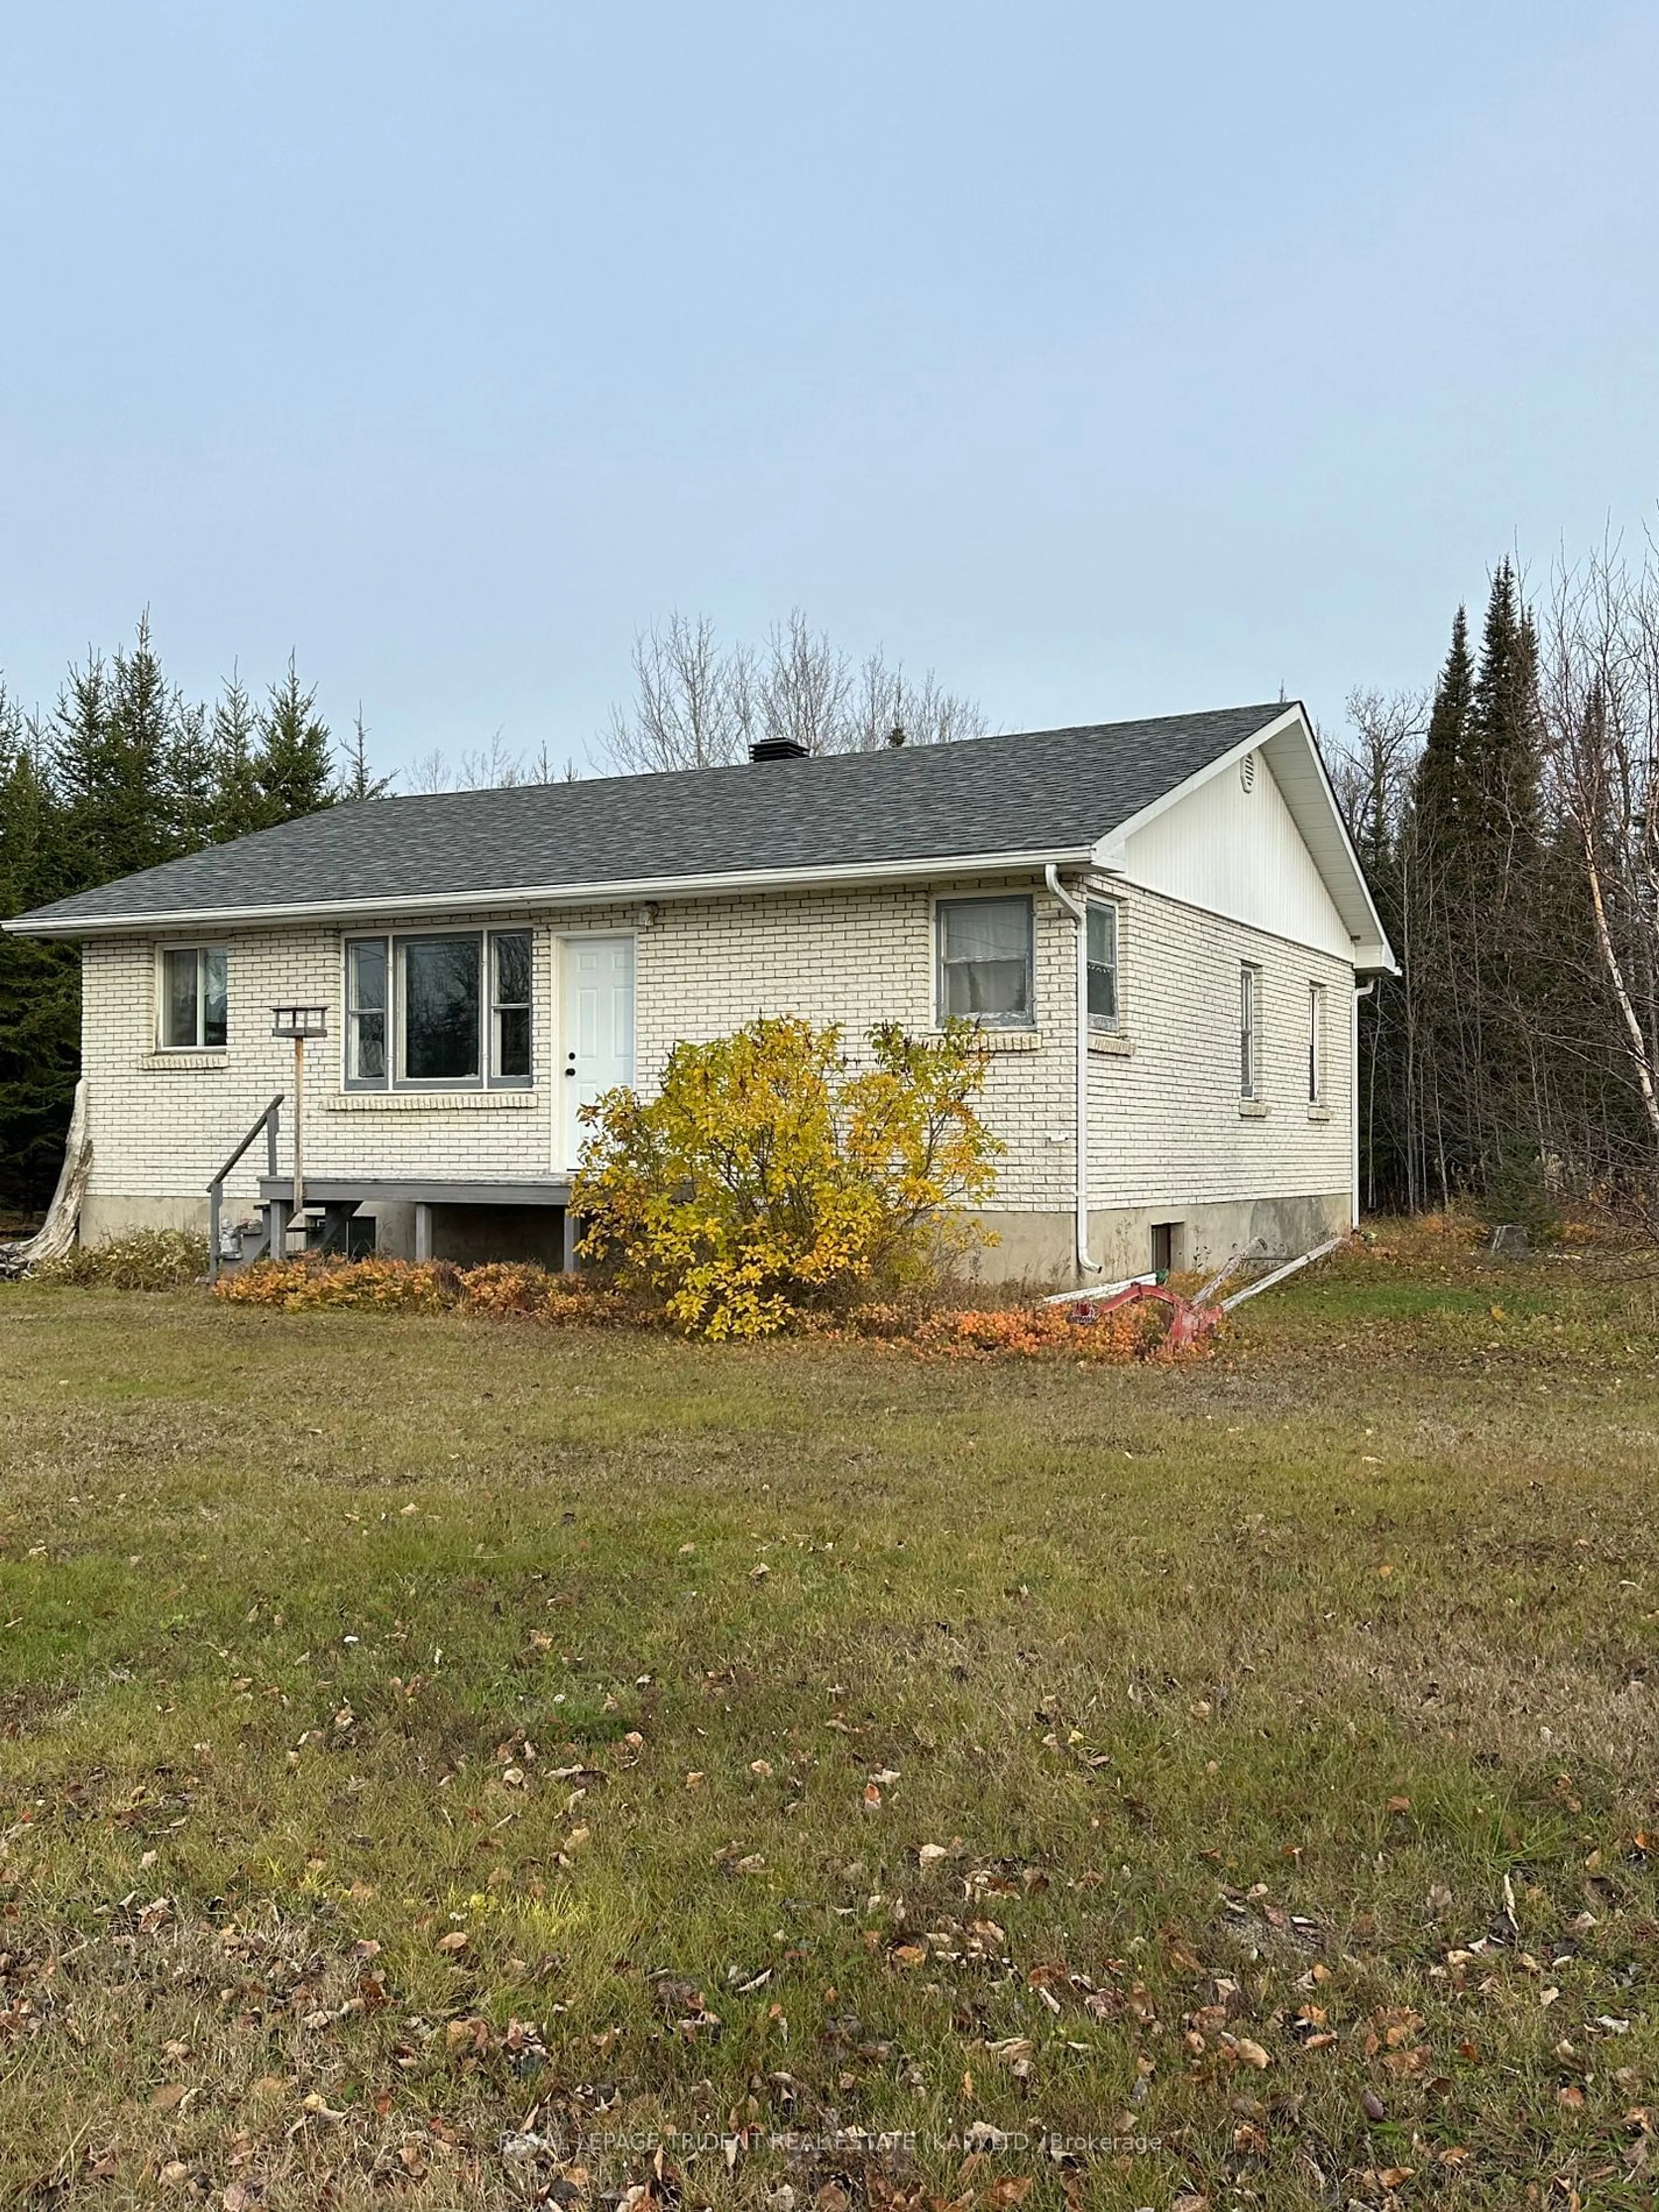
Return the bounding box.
[159,946,228,1050]
[937,896,1034,1027]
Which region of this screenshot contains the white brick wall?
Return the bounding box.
[78,873,1353,1227]
[1089,879,1354,1210]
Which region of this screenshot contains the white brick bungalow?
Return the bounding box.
[6,703,1395,1284]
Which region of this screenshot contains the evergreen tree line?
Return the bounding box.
[0,617,369,1211]
[1338,552,1659,1223]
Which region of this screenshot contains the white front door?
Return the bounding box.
[561,937,635,1170]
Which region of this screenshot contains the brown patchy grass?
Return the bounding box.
[0,1227,1656,2209]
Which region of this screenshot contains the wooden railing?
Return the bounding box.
[207,1095,283,1281]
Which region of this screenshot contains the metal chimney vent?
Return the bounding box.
[750,736,809,762]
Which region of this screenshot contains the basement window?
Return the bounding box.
[345,930,534,1090]
[937,896,1034,1027]
[158,946,228,1050]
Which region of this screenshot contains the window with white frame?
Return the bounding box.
[1308,981,1325,1103]
[344,929,534,1088]
[158,946,228,1050]
[491,931,533,1081]
[1239,963,1261,1099]
[936,896,1034,1027]
[1087,901,1119,1029]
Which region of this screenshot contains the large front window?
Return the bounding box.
[345,930,533,1088]
[937,896,1034,1027]
[159,946,228,1049]
[403,935,481,1080]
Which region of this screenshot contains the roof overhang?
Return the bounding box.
[3,844,1099,940]
[1090,703,1398,973]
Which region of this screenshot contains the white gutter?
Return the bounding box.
[4,844,1098,939]
[1043,863,1100,1277]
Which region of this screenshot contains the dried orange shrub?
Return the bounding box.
[214,1256,1211,1364]
[456,1261,559,1316]
[906,1297,1210,1364]
[216,1258,462,1313]
[216,1256,639,1327]
[457,1263,638,1327]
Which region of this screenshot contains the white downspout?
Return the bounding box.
[1044,864,1100,1276]
[1352,978,1374,1230]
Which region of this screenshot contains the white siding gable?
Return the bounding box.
[1116,749,1352,960]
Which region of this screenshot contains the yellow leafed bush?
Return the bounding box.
[570,1015,1003,1338]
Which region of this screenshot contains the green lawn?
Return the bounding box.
[1,1236,1656,2209]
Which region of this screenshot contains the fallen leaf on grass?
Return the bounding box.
[151,2084,190,2111]
[436,1929,468,1954]
[983,2036,1035,2076]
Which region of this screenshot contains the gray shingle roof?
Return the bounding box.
[11,703,1284,931]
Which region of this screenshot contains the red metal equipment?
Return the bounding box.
[1065,1278,1222,1348]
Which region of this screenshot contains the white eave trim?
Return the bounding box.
[4,845,1098,939]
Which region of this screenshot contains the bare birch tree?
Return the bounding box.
[1536,544,1659,1171]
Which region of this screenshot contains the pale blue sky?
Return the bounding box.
[3,2,1655,777]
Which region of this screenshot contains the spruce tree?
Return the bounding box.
[340,706,391,802]
[210,667,264,839]
[1468,558,1542,852]
[252,657,336,826]
[51,617,183,886]
[1412,605,1473,839]
[168,699,220,855]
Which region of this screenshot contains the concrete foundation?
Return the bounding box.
[963,1190,1352,1291]
[81,1193,212,1241]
